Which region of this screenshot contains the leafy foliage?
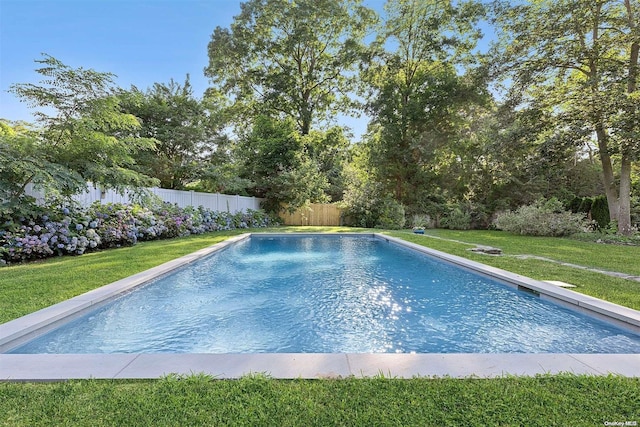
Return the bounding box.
[441,207,472,230]
[491,0,640,235]
[590,195,611,230]
[494,199,590,237]
[118,77,220,189]
[236,116,328,213]
[362,0,487,212]
[205,0,377,135]
[302,127,351,202]
[341,176,405,229]
[9,55,158,193]
[0,121,85,226]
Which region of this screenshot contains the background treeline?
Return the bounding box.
[2,0,639,238]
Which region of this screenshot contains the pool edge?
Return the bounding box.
[1,353,639,380]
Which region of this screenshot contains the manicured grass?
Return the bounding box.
[1,374,639,426]
[411,229,640,276]
[1,227,639,425]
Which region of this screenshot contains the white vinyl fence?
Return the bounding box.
[25,184,263,213]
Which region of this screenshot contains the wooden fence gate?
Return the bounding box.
[279,203,342,226]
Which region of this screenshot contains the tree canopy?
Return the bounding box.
[118,76,217,190]
[363,0,487,214]
[9,54,158,194]
[205,0,377,135]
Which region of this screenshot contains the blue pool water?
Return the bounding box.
[10,235,640,354]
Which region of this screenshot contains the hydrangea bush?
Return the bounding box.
[0,202,277,264]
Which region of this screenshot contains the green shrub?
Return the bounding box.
[341,182,405,229]
[437,201,488,230]
[590,195,610,229]
[441,207,472,230]
[578,197,593,214]
[494,198,590,237]
[567,196,584,213]
[375,198,405,229]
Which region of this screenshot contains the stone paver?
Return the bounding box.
[2,353,639,380]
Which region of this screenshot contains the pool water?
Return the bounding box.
[10,235,640,354]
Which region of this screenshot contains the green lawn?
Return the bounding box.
[406,229,640,276]
[1,374,638,426]
[1,227,639,426]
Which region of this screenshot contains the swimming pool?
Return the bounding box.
[6,234,640,355]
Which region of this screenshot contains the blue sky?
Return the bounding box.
[1,1,247,119]
[1,0,389,138]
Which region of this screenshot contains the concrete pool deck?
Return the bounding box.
[2,233,640,381]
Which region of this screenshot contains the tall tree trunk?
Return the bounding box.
[595,123,620,221]
[619,155,633,235]
[300,90,312,136]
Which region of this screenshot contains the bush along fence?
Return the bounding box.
[0,202,277,265]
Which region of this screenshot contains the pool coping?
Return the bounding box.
[1,232,639,381]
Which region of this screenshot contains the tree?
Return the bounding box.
[236,115,328,212]
[9,54,157,193]
[364,0,487,213]
[302,126,351,202]
[119,76,215,189]
[341,142,407,228]
[205,0,377,135]
[492,0,640,235]
[0,121,84,226]
[465,102,605,215]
